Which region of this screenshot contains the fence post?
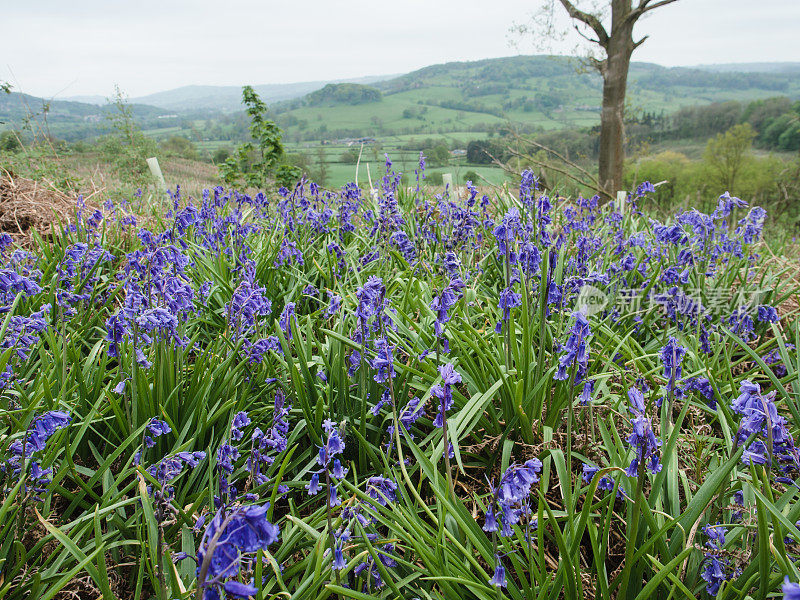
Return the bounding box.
[442,173,454,195]
[146,157,167,193]
[617,190,627,215]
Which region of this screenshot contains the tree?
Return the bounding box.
[428,144,450,167]
[0,130,21,152]
[703,123,756,192]
[212,147,231,164]
[219,86,301,189]
[97,86,158,185]
[520,0,679,195]
[160,136,198,160]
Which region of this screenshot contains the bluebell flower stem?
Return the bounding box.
[325,467,340,591]
[617,457,646,600]
[492,531,502,600]
[156,516,167,600]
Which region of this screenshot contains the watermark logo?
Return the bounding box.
[576,285,609,316]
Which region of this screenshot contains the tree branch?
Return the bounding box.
[639,0,680,13]
[632,34,649,50]
[626,0,679,27]
[557,0,609,47]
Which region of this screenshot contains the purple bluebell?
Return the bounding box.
[554,311,591,381]
[488,555,506,587]
[196,503,279,600]
[625,388,661,476]
[430,363,461,428]
[484,458,543,537]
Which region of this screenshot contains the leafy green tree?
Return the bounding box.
[428,144,450,167]
[703,123,756,192]
[340,148,360,164]
[97,86,158,185]
[0,130,21,152]
[426,171,444,185]
[212,147,231,164]
[160,136,198,160]
[219,86,300,189]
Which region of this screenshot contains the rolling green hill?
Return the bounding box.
[4,55,799,188]
[268,56,800,145]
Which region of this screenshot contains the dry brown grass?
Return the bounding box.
[0,169,91,244]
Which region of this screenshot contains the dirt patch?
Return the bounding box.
[0,169,99,244]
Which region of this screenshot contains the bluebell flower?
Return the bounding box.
[783,577,800,600]
[731,380,797,471]
[370,338,395,384]
[430,363,461,428]
[580,380,595,405]
[488,554,506,587]
[496,285,521,333]
[700,524,729,596]
[326,293,342,317]
[9,411,71,457]
[757,304,778,323]
[279,302,296,340]
[196,503,279,599]
[625,388,661,476]
[582,463,615,492]
[484,459,542,537]
[430,278,464,341]
[554,311,591,381]
[224,581,258,598]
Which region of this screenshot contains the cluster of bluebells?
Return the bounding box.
[700,524,732,596]
[430,363,461,458]
[483,458,543,587]
[581,463,617,495]
[3,411,71,502]
[349,276,395,377]
[337,475,399,591]
[762,343,795,378]
[247,389,292,492]
[195,503,280,600]
[429,277,464,354]
[554,310,592,382]
[306,420,347,509]
[731,380,799,477]
[2,158,796,600]
[105,236,197,368]
[626,388,662,477]
[1,305,50,390]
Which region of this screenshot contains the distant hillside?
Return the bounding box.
[6,55,800,147]
[0,92,164,122]
[265,55,800,145]
[0,93,184,142]
[129,75,395,112]
[693,62,800,74]
[306,84,382,106]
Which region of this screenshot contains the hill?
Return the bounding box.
[305,83,382,106]
[128,75,395,112]
[693,62,800,74]
[264,55,800,145]
[0,92,189,142]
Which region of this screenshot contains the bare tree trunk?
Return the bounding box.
[599,29,633,195]
[598,4,634,195]
[554,0,679,197]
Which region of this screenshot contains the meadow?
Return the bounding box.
[1,157,800,600]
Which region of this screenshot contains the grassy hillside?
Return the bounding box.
[268,56,800,144]
[4,55,799,189]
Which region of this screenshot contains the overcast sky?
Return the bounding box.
[3,0,799,99]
